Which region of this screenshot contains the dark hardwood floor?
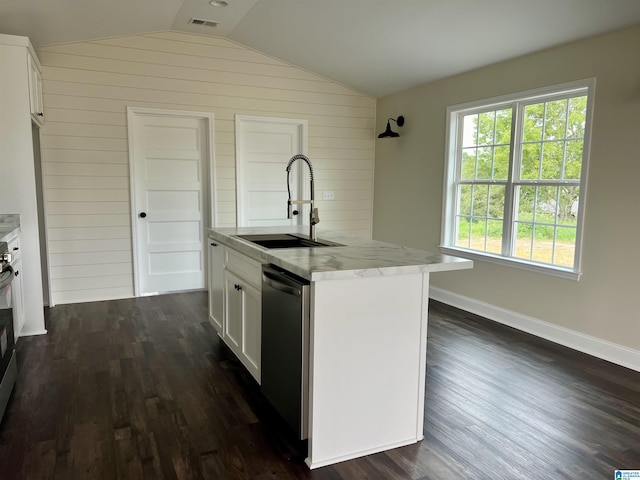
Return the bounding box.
[0,291,638,479]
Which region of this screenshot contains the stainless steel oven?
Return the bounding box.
[0,241,17,423]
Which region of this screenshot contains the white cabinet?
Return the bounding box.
[223,269,261,382]
[0,34,46,336]
[27,51,44,125]
[7,236,25,338]
[223,269,243,353]
[209,244,262,383]
[240,280,261,380]
[208,241,225,333]
[11,258,25,338]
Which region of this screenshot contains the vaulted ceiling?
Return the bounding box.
[2,0,640,97]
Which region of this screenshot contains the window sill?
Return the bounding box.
[439,246,582,281]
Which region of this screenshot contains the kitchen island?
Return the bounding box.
[207,226,472,468]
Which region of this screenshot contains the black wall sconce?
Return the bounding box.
[378,116,405,138]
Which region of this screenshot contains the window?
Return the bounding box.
[441,79,595,279]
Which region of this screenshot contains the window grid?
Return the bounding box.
[509,94,584,268]
[443,80,593,276]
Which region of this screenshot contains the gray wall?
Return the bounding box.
[373,24,640,353]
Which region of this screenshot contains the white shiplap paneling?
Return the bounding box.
[38,31,376,305]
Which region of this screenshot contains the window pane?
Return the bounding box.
[486,220,503,254]
[512,185,579,267]
[541,141,563,180]
[536,186,558,220]
[521,144,541,179]
[535,223,554,240]
[553,227,576,267]
[478,111,495,145]
[470,219,487,251]
[458,185,472,216]
[514,221,533,260]
[514,186,534,261]
[559,186,579,224]
[462,114,478,147]
[544,99,568,140]
[532,225,553,264]
[456,216,471,248]
[472,185,488,217]
[476,147,493,180]
[517,186,535,222]
[461,148,476,180]
[567,96,587,138]
[523,104,544,142]
[493,145,510,180]
[488,185,505,219]
[564,140,583,179]
[459,184,505,255]
[495,109,512,144]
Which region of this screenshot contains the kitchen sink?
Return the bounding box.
[235,234,343,249]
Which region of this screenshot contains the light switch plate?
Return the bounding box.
[322,191,335,201]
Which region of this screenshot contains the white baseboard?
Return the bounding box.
[429,286,640,373]
[17,329,48,338]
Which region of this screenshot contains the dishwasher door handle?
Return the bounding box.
[263,271,302,296]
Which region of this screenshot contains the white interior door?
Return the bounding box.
[129,108,213,296]
[236,116,308,226]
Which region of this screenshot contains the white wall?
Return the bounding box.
[37,31,376,305]
[374,24,640,354]
[0,35,46,336]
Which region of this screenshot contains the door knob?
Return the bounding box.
[139,212,147,218]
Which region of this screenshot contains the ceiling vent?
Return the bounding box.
[189,18,219,28]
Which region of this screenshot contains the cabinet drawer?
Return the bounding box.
[226,248,262,289]
[7,236,20,262]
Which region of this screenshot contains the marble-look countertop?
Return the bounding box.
[208,226,472,281]
[0,214,20,243]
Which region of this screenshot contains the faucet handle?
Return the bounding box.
[311,208,320,225]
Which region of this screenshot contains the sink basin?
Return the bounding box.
[235,234,343,249]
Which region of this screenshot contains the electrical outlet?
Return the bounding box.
[322,190,335,201]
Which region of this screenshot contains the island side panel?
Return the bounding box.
[306,272,429,468]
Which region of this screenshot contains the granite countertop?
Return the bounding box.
[208,226,472,281]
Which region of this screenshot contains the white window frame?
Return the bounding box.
[440,78,596,280]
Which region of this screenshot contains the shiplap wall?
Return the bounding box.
[37,31,376,305]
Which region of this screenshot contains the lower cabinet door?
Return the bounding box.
[11,258,25,337]
[208,242,224,333]
[223,270,242,355]
[222,269,261,383]
[240,281,261,383]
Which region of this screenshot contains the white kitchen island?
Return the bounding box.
[207,226,472,469]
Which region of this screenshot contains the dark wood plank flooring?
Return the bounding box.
[0,292,638,479]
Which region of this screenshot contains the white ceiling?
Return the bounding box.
[1,0,640,98]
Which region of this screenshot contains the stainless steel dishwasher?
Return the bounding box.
[261,264,310,440]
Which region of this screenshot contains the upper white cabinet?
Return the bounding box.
[27,51,44,125]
